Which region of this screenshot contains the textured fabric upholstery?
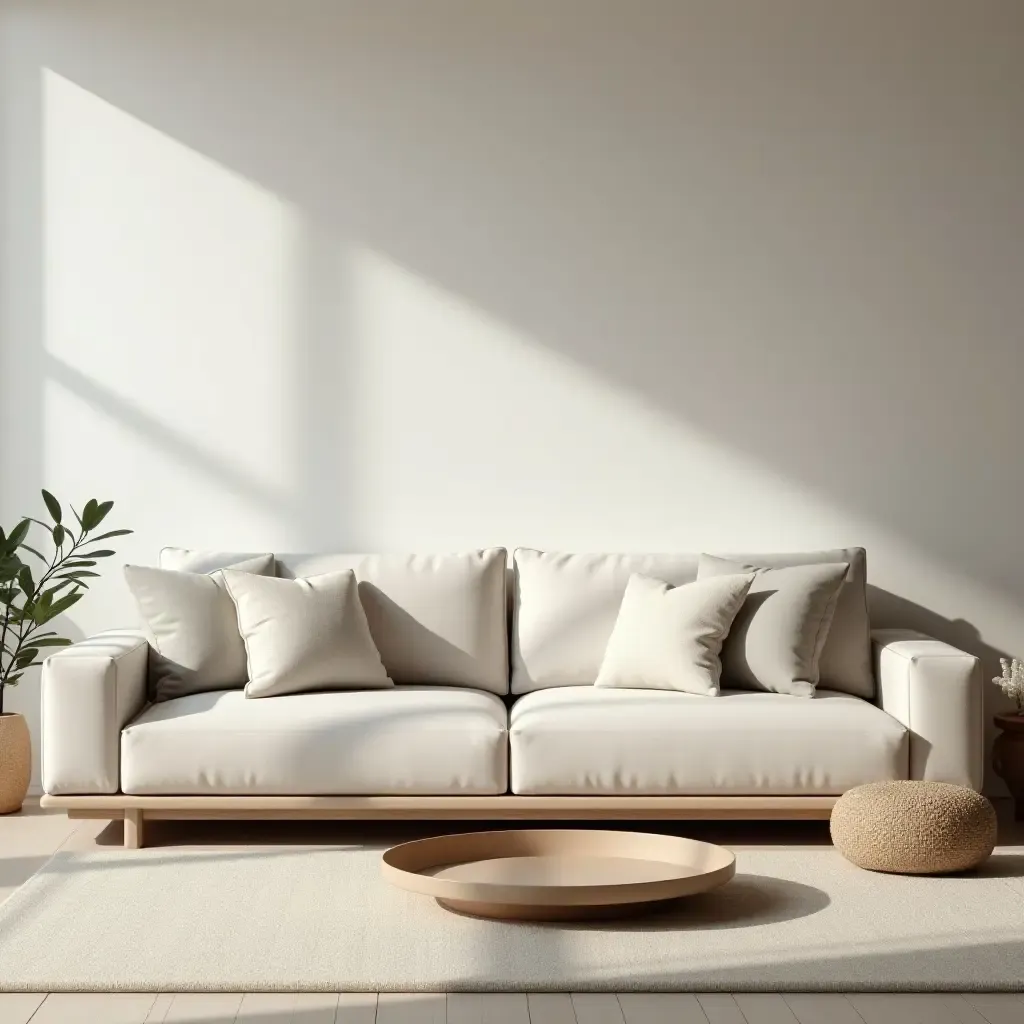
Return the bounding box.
[166,548,510,694]
[223,569,390,697]
[594,572,754,695]
[873,629,983,790]
[41,630,149,795]
[509,686,908,795]
[697,555,849,696]
[125,555,275,701]
[511,547,872,697]
[121,686,508,795]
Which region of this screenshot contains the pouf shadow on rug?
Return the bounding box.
[0,845,1021,992]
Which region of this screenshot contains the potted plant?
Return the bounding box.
[1,491,131,813]
[992,657,1024,821]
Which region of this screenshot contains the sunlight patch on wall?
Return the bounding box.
[42,70,298,546]
[349,249,859,552]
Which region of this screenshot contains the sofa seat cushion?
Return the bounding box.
[121,687,508,795]
[509,687,908,796]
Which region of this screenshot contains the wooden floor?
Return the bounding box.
[1,801,1023,1024]
[1,991,1023,1024]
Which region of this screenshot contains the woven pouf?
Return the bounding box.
[830,781,997,874]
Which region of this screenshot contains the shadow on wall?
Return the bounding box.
[869,586,1010,673]
[1,3,1023,777]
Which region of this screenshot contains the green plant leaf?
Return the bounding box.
[88,529,133,543]
[56,570,100,580]
[30,637,72,648]
[52,523,65,547]
[36,588,83,625]
[18,544,47,563]
[61,560,96,569]
[91,500,114,528]
[17,565,33,598]
[78,549,115,559]
[38,576,81,599]
[71,505,84,529]
[7,519,31,551]
[81,499,99,530]
[41,490,62,524]
[5,672,23,687]
[15,648,39,667]
[0,555,23,582]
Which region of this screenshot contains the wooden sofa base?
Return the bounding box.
[39,795,838,849]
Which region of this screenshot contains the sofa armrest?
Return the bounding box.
[873,628,983,790]
[41,630,149,795]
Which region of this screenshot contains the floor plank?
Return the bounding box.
[0,993,47,1024]
[846,994,973,1024]
[161,993,244,1023]
[940,994,1005,1023]
[570,995,624,1024]
[960,994,1024,1024]
[783,994,864,1024]
[447,994,529,1024]
[377,993,446,1024]
[29,993,158,1024]
[733,994,799,1023]
[0,804,80,905]
[695,995,745,1024]
[335,993,379,1024]
[145,994,175,1022]
[236,992,340,1023]
[526,994,577,1024]
[617,993,709,1024]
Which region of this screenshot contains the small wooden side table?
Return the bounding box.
[993,713,1024,821]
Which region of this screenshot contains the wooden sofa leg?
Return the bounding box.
[124,809,145,850]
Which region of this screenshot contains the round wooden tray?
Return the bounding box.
[381,828,736,920]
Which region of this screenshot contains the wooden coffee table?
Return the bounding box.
[382,828,735,920]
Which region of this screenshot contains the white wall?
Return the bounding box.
[2,1,1022,792]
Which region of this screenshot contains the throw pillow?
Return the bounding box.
[697,555,849,696]
[222,568,392,697]
[124,554,275,702]
[594,571,755,695]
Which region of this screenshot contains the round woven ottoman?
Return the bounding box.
[830,781,997,874]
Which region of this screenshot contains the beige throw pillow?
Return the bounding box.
[697,555,849,696]
[222,569,391,698]
[124,555,275,702]
[595,572,755,695]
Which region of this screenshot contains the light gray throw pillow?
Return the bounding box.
[697,555,849,697]
[595,572,755,695]
[124,554,275,702]
[222,568,392,698]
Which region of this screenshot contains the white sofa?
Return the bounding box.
[39,547,984,848]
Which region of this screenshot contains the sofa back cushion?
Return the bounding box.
[511,547,872,698]
[166,548,509,694]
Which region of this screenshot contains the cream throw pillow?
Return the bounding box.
[595,572,755,696]
[222,569,391,698]
[124,555,275,702]
[697,555,849,696]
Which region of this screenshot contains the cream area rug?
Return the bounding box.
[0,842,1022,992]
